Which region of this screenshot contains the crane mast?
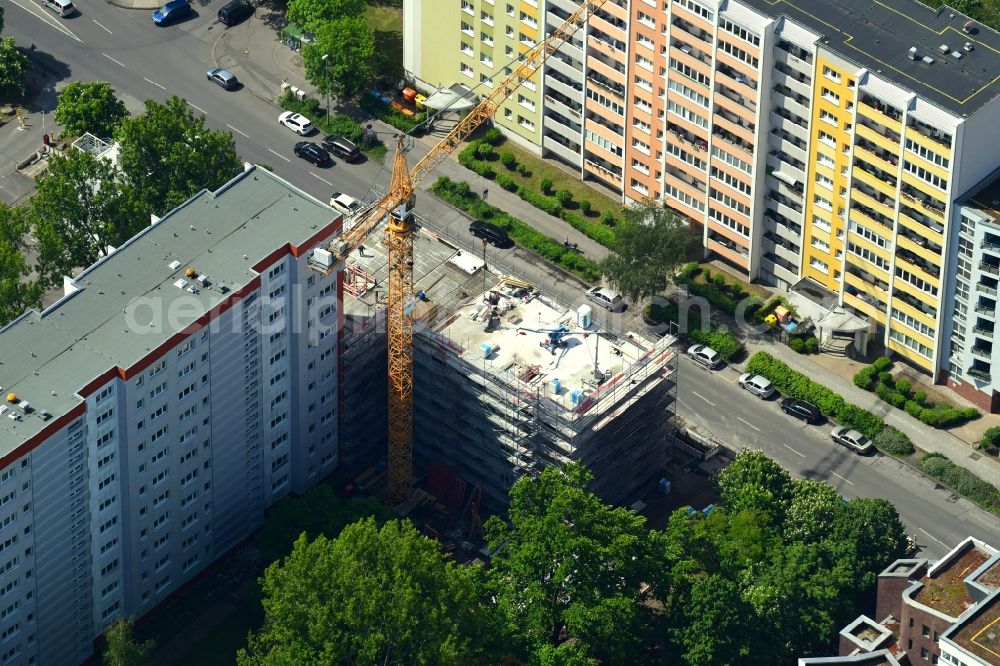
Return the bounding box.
[326,0,612,504]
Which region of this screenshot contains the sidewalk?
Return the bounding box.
[733,333,1000,489]
[108,0,159,8]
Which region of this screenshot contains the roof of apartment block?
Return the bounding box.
[947,592,1000,664]
[963,167,1000,220]
[914,544,991,616]
[739,0,1000,116]
[0,166,339,456]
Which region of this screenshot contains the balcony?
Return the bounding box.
[893,289,937,318]
[855,138,899,167]
[854,183,896,216]
[977,281,998,297]
[898,204,944,236]
[545,91,582,119]
[717,63,757,90]
[860,94,903,123]
[583,157,622,186]
[767,190,802,213]
[543,134,581,164]
[857,116,900,146]
[763,208,802,235]
[716,83,757,113]
[762,251,797,274]
[974,321,996,335]
[975,299,996,317]
[897,226,942,255]
[671,38,711,66]
[665,165,706,193]
[983,233,1000,252]
[667,122,708,150]
[586,70,624,98]
[897,248,940,279]
[588,29,625,53]
[714,125,753,154]
[769,127,806,151]
[968,366,992,381]
[906,118,952,149]
[672,16,711,44]
[851,202,893,231]
[776,39,813,64]
[855,158,898,190]
[972,346,993,359]
[981,261,1000,276]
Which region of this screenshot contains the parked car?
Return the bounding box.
[322,136,361,162]
[278,111,313,135]
[329,192,362,217]
[780,397,822,424]
[293,142,331,167]
[218,0,253,25]
[206,68,238,90]
[687,344,721,369]
[469,220,510,247]
[586,286,624,312]
[152,0,192,25]
[738,373,776,399]
[41,0,75,17]
[831,426,874,454]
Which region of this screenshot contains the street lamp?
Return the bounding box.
[321,54,331,118]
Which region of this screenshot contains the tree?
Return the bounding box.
[115,96,242,215]
[784,478,842,544]
[670,574,755,666]
[0,37,29,101]
[29,150,146,288]
[286,0,365,33]
[303,17,376,101]
[484,464,660,663]
[827,497,908,598]
[598,200,693,303]
[0,204,41,326]
[714,449,793,522]
[54,81,129,139]
[102,617,155,666]
[239,519,494,666]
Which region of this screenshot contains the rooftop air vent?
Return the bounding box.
[168,260,182,271]
[951,51,963,59]
[174,279,188,290]
[939,44,950,53]
[39,410,52,421]
[923,56,936,64]
[964,42,973,51]
[908,47,918,60]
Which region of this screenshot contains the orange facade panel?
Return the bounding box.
[669,46,714,82]
[664,170,706,203]
[707,219,750,249]
[714,50,757,84]
[588,56,626,85]
[706,237,750,269]
[588,118,623,144]
[585,98,625,126]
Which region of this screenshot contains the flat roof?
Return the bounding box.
[949,592,1000,663]
[740,0,1000,116]
[963,167,1000,220]
[0,166,339,456]
[915,544,990,616]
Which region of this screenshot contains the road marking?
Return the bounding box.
[310,172,334,186]
[783,443,806,458]
[267,149,291,163]
[187,102,207,115]
[736,417,760,432]
[102,53,126,68]
[919,528,948,548]
[92,19,113,34]
[143,77,166,91]
[226,124,249,138]
[831,471,855,486]
[9,0,82,41]
[690,391,715,407]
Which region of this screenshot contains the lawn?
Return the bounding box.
[692,261,772,300]
[924,0,1000,32]
[365,5,403,32]
[366,6,403,83]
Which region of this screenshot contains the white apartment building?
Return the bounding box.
[0,166,343,664]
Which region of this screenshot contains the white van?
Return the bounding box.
[42,0,76,16]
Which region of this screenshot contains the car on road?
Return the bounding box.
[293,142,331,167]
[322,136,361,162]
[469,220,510,247]
[831,426,874,454]
[278,112,313,136]
[152,0,192,25]
[780,397,822,424]
[206,68,238,90]
[738,373,776,399]
[218,0,253,25]
[586,286,624,312]
[687,344,722,369]
[329,192,362,217]
[41,0,75,17]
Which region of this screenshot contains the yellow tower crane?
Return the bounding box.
[326,0,612,504]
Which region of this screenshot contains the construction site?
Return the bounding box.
[337,225,679,517]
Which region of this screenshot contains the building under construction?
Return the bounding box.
[340,227,678,513]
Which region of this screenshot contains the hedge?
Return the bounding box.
[919,453,1000,515]
[359,94,427,133]
[872,426,915,457]
[431,177,601,281]
[688,328,744,361]
[746,351,883,437]
[852,358,980,428]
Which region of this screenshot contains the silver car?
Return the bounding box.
[738,373,776,399]
[831,427,874,454]
[687,344,721,369]
[586,286,624,312]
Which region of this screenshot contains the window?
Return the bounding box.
[675,0,713,21]
[667,143,706,170]
[460,21,473,36]
[720,18,760,46]
[176,339,195,357]
[709,189,749,216]
[895,267,939,296]
[904,139,949,168]
[822,65,841,83]
[848,242,889,270]
[459,62,473,77]
[712,147,751,174]
[810,257,829,274]
[635,53,654,71]
[818,130,836,148]
[631,137,650,155]
[821,87,840,105]
[811,237,830,253]
[667,101,707,128]
[667,79,708,107]
[636,10,655,28]
[587,88,624,115]
[816,174,834,190]
[903,160,948,190]
[893,309,935,337]
[814,195,833,212]
[708,208,749,237]
[718,39,758,67]
[851,222,891,249]
[820,109,838,126]
[710,167,751,196]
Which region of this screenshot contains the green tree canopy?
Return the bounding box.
[303,17,376,100]
[286,0,365,32]
[0,204,41,326]
[714,449,794,522]
[784,478,842,544]
[54,81,129,139]
[484,464,660,663]
[239,518,494,666]
[115,96,242,215]
[0,36,28,101]
[102,617,155,666]
[598,200,693,303]
[29,150,146,289]
[670,574,756,666]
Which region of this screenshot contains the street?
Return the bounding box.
[6,0,1000,558]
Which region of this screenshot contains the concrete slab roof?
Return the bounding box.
[741,0,1000,116]
[0,166,340,457]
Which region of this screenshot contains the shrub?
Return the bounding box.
[962,407,980,420]
[804,337,819,354]
[872,356,892,372]
[518,188,562,217]
[579,200,592,215]
[877,371,893,385]
[875,383,907,408]
[688,328,744,361]
[853,367,875,390]
[895,379,911,395]
[919,453,1000,515]
[677,263,700,281]
[359,94,427,133]
[483,127,504,145]
[540,178,553,194]
[905,400,924,418]
[516,163,527,175]
[874,427,915,456]
[789,337,806,353]
[837,404,884,438]
[712,273,727,289]
[560,211,617,247]
[496,173,518,192]
[981,426,1000,448]
[600,210,616,226]
[475,142,494,159]
[643,301,680,325]
[555,189,573,207]
[499,150,517,169]
[326,114,365,144]
[913,391,927,405]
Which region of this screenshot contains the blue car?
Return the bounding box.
[152,0,192,25]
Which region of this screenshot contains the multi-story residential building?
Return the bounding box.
[0,166,343,663]
[404,0,1000,409]
[800,536,1000,666]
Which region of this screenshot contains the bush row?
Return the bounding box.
[853,358,979,428]
[746,352,884,438]
[788,336,819,354]
[359,94,427,133]
[872,427,915,457]
[688,328,744,361]
[431,177,601,281]
[919,453,1000,515]
[675,266,762,319]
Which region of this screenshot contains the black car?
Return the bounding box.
[218,0,252,25]
[780,397,822,424]
[322,136,360,162]
[469,220,510,246]
[293,142,331,167]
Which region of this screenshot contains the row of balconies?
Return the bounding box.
[775,39,814,64]
[906,117,952,148]
[860,94,903,122]
[851,202,894,231]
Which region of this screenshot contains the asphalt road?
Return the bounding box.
[8,1,1000,556]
